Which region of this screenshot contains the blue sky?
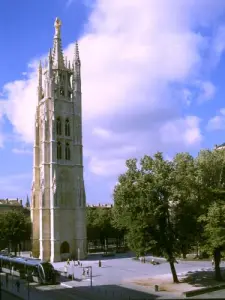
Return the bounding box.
[1,0,225,204]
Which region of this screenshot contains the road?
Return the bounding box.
[1,289,22,300]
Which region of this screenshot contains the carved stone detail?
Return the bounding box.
[52,175,56,194]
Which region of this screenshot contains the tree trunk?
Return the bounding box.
[169,259,179,283]
[196,243,199,258]
[14,245,17,257]
[182,252,186,259]
[213,248,223,281]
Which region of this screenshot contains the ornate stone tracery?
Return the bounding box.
[31,18,87,262]
[52,175,56,194]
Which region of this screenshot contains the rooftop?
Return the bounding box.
[0,198,22,206]
[215,143,225,150]
[87,203,113,208]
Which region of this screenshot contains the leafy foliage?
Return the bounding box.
[86,206,124,248]
[0,210,31,254]
[112,149,225,282]
[113,153,180,282]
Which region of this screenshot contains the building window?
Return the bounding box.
[65,118,70,136]
[56,117,62,135]
[65,143,70,160]
[57,141,62,159]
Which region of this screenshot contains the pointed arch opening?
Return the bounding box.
[65,118,70,136]
[65,142,70,160]
[60,241,70,254]
[56,117,62,135]
[57,141,62,159]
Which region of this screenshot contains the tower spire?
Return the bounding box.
[26,194,30,208]
[74,41,81,68]
[52,17,65,69]
[48,48,53,77]
[73,41,81,81]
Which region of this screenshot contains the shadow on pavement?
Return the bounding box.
[39,284,160,300]
[181,267,225,287]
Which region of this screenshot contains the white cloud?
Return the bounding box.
[1,0,225,188]
[196,80,216,102]
[160,116,202,146]
[89,157,126,177]
[207,108,225,131]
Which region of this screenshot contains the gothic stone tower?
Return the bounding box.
[30,18,87,262]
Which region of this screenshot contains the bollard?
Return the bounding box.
[155,284,159,292]
[98,260,102,267]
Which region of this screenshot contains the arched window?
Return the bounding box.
[57,141,62,159]
[65,143,70,160]
[56,117,62,135]
[65,118,70,136]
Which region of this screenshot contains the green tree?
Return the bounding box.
[0,210,31,255]
[87,206,123,251]
[113,153,180,283]
[87,207,100,241]
[199,202,225,281]
[170,153,200,258]
[195,149,225,280]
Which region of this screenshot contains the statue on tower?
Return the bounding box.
[54,17,62,36]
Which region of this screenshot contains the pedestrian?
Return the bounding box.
[212,258,214,266]
[15,280,20,292]
[64,265,68,276]
[67,258,70,265]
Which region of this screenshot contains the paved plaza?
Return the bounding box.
[52,255,218,287]
[2,254,225,299]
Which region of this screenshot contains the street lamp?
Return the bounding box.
[0,272,2,300]
[26,271,30,300]
[85,266,93,287]
[90,266,92,288]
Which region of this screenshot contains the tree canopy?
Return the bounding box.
[0,210,31,255]
[112,149,225,282]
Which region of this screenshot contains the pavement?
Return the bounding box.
[52,255,218,287]
[2,253,224,299]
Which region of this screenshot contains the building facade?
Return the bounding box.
[31,18,87,262]
[215,143,225,150]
